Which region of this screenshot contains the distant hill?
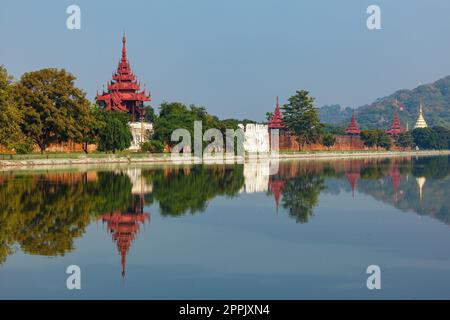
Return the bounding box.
[320,76,450,130]
[319,105,353,125]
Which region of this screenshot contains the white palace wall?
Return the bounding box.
[128,122,154,151]
[238,123,270,154]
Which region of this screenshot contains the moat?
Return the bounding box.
[1,155,450,299]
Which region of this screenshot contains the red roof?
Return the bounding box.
[386,110,402,135]
[96,34,151,117]
[99,204,150,279]
[345,111,361,135]
[268,97,286,129]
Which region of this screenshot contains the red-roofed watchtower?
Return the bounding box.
[96,34,152,122]
[345,111,361,135]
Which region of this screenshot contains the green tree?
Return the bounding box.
[77,104,104,154]
[0,65,26,150]
[360,129,392,150]
[378,133,393,150]
[281,90,323,150]
[15,68,91,153]
[97,110,132,153]
[141,140,164,153]
[152,102,242,151]
[433,126,450,149]
[412,128,440,150]
[360,130,378,148]
[396,132,414,149]
[323,123,346,135]
[144,106,157,123]
[322,133,336,150]
[153,102,197,148]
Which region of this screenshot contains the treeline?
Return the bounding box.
[0,65,135,153]
[0,65,253,154]
[358,127,450,150]
[144,102,254,153]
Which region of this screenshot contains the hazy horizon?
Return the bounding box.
[1,0,450,121]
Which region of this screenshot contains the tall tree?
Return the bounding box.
[15,68,91,153]
[77,104,104,154]
[282,90,323,150]
[97,110,132,153]
[0,65,25,150]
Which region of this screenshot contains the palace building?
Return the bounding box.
[386,110,402,136]
[96,34,151,120]
[96,34,153,150]
[345,111,361,135]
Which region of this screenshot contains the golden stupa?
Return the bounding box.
[414,102,428,129]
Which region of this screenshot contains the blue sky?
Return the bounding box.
[1,0,450,121]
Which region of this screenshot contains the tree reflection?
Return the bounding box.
[281,171,325,224]
[0,173,100,262]
[2,156,450,265]
[412,156,450,179]
[147,165,244,216]
[0,165,245,264]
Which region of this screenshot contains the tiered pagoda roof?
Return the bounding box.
[268,97,286,129]
[98,199,150,278]
[345,172,360,198]
[390,164,402,202]
[268,178,285,213]
[96,34,151,121]
[345,111,361,135]
[386,110,402,135]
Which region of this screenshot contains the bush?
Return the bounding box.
[141,140,164,153]
[360,129,392,150]
[322,133,336,149]
[14,142,34,154]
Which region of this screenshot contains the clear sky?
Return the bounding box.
[1,0,450,121]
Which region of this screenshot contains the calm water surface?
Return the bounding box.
[1,156,450,299]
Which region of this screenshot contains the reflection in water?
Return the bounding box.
[98,194,150,278]
[1,156,450,273]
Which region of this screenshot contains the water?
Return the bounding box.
[1,156,450,299]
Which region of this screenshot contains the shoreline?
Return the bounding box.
[0,150,449,171]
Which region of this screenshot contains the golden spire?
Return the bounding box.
[414,100,428,129]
